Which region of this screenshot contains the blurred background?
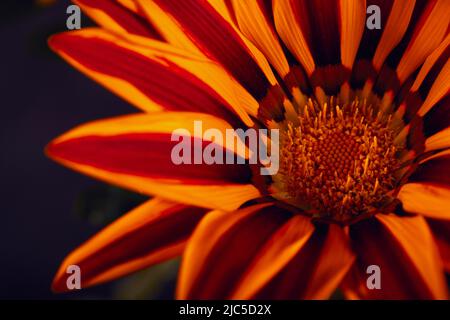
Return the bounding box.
[0,0,178,299]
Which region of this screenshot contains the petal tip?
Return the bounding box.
[44,139,62,162]
[51,268,70,294]
[47,33,64,52]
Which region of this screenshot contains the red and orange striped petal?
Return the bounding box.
[73,0,162,39]
[46,112,260,210]
[398,51,449,153]
[418,59,450,119]
[399,34,449,126]
[135,0,204,55]
[177,203,301,299]
[273,0,315,75]
[419,47,450,141]
[52,198,207,292]
[253,224,354,299]
[398,183,450,220]
[410,34,450,94]
[49,28,255,126]
[142,0,274,100]
[137,0,273,86]
[342,214,447,299]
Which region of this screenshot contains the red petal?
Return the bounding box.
[52,198,207,292]
[74,0,162,38]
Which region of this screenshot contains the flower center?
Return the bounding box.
[272,98,402,224]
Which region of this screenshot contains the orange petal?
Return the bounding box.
[402,36,449,129]
[176,203,294,299]
[418,58,450,117]
[342,214,447,299]
[411,34,450,92]
[253,224,355,299]
[205,0,280,88]
[396,0,449,83]
[425,126,450,152]
[339,0,366,69]
[373,0,416,70]
[398,183,450,220]
[52,198,207,292]
[273,0,315,75]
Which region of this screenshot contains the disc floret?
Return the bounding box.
[274,98,401,223]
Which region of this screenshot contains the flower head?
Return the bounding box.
[48,0,450,299]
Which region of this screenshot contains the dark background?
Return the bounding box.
[0,0,177,299]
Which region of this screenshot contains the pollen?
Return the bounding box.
[274,98,402,223]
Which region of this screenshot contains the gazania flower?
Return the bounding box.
[48,0,450,299]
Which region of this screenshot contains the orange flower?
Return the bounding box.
[47,0,450,299]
